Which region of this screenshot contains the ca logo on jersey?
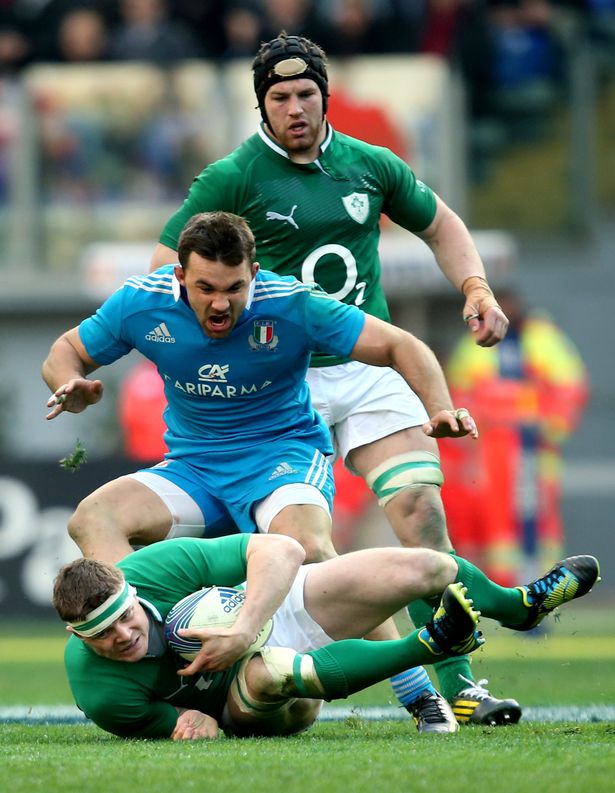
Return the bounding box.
[198,364,230,382]
[248,320,279,351]
[342,193,369,224]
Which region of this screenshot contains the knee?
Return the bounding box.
[243,651,297,700]
[386,485,451,551]
[299,533,337,563]
[67,492,125,549]
[269,524,335,562]
[268,506,337,562]
[67,495,98,546]
[413,548,457,595]
[243,655,280,700]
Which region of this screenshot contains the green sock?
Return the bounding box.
[433,656,474,699]
[407,598,435,632]
[454,555,526,625]
[305,631,438,700]
[431,555,527,697]
[392,554,527,701]
[408,586,474,700]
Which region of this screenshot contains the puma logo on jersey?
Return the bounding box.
[266,204,299,229]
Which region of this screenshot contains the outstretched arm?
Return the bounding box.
[416,195,509,347]
[350,315,478,439]
[42,327,103,419]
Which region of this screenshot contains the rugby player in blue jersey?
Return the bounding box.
[43,210,480,733]
[43,211,476,567]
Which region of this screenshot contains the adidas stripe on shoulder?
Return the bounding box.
[252,278,310,303]
[124,272,176,295]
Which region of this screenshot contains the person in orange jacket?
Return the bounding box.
[118,359,168,462]
[440,288,589,587]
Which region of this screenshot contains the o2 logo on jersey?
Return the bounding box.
[248,320,279,351]
[302,245,366,306]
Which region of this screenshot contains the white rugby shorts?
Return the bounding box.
[265,565,333,653]
[306,360,429,463]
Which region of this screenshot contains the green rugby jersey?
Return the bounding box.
[160,124,437,366]
[63,536,250,738]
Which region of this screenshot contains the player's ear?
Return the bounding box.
[174,264,185,284]
[251,262,260,278]
[66,626,77,636]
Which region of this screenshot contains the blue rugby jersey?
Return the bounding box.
[79,267,365,458]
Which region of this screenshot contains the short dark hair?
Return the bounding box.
[252,32,329,124]
[177,211,256,268]
[53,558,124,622]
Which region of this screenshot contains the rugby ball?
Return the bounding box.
[164,586,273,661]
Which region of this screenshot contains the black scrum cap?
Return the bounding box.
[252,32,329,123]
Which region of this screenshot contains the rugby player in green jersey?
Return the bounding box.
[52,533,599,740]
[150,34,515,730]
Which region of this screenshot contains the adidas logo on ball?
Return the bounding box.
[222,590,246,613]
[164,585,273,661]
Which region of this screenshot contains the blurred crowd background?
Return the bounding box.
[1,0,615,194]
[0,0,609,65]
[0,0,613,613]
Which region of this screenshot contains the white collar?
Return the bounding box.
[245,271,257,310]
[257,122,333,164]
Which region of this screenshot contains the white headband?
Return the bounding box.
[69,581,137,638]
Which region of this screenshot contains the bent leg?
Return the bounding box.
[257,485,337,562]
[69,460,234,562]
[68,476,173,562]
[303,547,457,639]
[223,654,322,737]
[247,556,596,714]
[349,427,450,551]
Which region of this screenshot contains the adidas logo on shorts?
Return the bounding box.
[268,462,299,480]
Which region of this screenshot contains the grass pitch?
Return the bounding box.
[4,722,615,793]
[1,603,614,793]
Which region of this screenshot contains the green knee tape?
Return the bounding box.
[292,653,312,698]
[366,452,443,507]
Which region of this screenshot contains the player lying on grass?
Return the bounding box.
[52,534,600,740]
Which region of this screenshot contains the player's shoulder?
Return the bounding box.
[119,266,178,306]
[64,633,98,675]
[251,269,312,306]
[330,127,398,160]
[205,132,266,177]
[251,271,338,323]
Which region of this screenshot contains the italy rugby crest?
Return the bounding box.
[248,319,279,350]
[342,192,369,224]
